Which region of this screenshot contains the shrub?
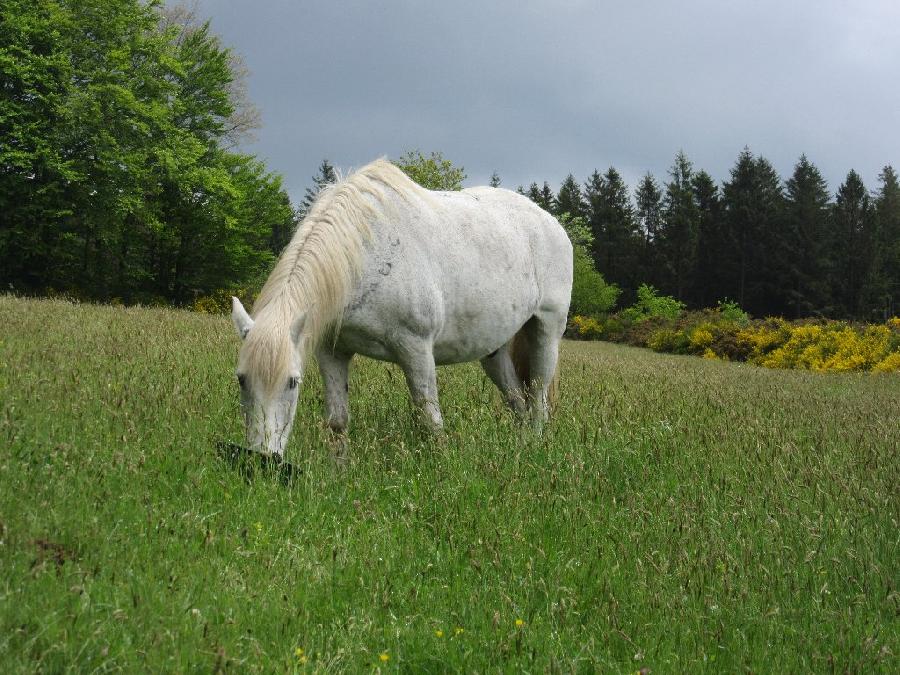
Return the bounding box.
[873,351,900,373]
[688,324,715,353]
[716,299,749,325]
[621,284,685,323]
[568,315,604,340]
[757,323,892,372]
[647,328,690,354]
[737,318,792,360]
[193,288,256,314]
[569,245,620,317]
[566,296,899,374]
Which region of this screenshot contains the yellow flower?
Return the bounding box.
[454,627,464,636]
[255,521,263,532]
[294,647,304,657]
[379,653,390,662]
[434,629,443,638]
[515,618,525,628]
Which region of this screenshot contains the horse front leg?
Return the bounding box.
[317,347,353,434]
[397,344,444,433]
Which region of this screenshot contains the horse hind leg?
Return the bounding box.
[480,344,528,419]
[515,312,565,429]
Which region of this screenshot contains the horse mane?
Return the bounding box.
[239,158,421,395]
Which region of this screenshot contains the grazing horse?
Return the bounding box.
[231,159,572,456]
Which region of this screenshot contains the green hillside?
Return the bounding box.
[0,296,897,672]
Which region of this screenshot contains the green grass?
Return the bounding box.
[0,295,897,672]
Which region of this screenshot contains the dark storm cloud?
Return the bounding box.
[196,0,900,201]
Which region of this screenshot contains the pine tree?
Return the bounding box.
[874,166,900,317]
[489,171,501,188]
[584,168,641,299]
[659,151,700,300]
[526,182,542,204]
[782,155,832,317]
[297,159,337,221]
[538,182,555,212]
[634,173,664,289]
[691,170,723,307]
[634,173,663,244]
[584,171,606,262]
[721,149,784,314]
[555,174,586,219]
[831,170,877,318]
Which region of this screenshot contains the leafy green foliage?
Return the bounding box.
[621,284,685,323]
[0,0,293,304]
[394,150,466,191]
[570,245,620,317]
[716,299,749,325]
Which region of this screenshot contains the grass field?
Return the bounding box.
[0,295,897,672]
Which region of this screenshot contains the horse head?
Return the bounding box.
[231,297,307,457]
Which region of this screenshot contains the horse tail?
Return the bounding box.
[511,327,531,392]
[510,325,560,412]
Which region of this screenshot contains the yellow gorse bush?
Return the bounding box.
[736,318,792,360]
[688,324,714,352]
[757,323,893,372]
[873,351,900,373]
[567,308,900,374]
[569,315,604,340]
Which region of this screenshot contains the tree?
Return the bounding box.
[524,181,555,212]
[634,173,663,245]
[874,166,900,318]
[557,213,620,316]
[584,168,642,301]
[0,0,294,304]
[297,159,338,219]
[658,151,700,301]
[782,155,832,317]
[634,172,664,289]
[555,174,585,219]
[691,170,724,307]
[489,171,501,188]
[831,170,877,318]
[721,148,784,314]
[538,182,555,212]
[394,150,466,191]
[157,3,261,147]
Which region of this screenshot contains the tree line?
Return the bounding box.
[4,1,897,321]
[512,152,899,321]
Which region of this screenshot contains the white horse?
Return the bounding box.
[231,159,572,456]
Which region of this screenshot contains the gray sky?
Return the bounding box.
[194,0,900,203]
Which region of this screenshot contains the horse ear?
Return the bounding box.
[231,297,254,340]
[290,311,307,347]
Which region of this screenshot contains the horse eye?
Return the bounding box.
[287,376,299,390]
[237,374,247,389]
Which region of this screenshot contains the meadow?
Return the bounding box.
[0,295,897,672]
